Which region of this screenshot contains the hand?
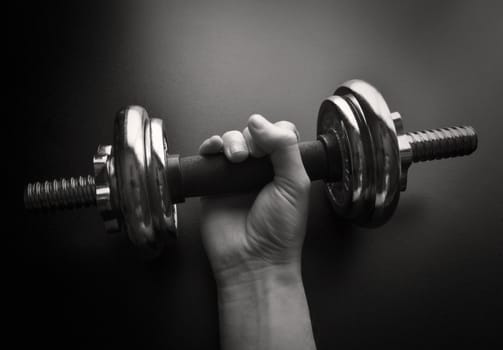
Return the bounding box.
[199,114,311,285]
[199,114,316,350]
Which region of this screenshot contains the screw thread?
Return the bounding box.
[406,126,477,163]
[24,175,97,209]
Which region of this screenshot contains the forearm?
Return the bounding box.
[217,264,316,350]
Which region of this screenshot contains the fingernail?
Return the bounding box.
[230,144,245,155]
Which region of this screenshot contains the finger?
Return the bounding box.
[199,135,224,155]
[241,121,299,158]
[274,120,300,141]
[222,130,249,163]
[243,126,266,158]
[247,114,310,194]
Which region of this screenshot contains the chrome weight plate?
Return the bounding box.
[113,106,176,258]
[317,95,374,222]
[148,118,178,238]
[334,80,401,226]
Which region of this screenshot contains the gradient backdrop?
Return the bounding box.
[8,0,503,349]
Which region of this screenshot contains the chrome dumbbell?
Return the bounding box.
[24,80,478,258]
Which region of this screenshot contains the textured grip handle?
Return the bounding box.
[175,140,330,201]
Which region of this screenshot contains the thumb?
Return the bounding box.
[247,114,310,195]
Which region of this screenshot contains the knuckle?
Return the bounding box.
[279,131,299,146]
[275,121,300,142]
[275,120,296,130]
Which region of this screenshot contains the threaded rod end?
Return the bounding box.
[24,175,97,210]
[406,126,477,163]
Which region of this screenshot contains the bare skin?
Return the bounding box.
[199,114,316,350]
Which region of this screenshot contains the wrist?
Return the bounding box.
[216,262,303,300]
[216,262,316,350]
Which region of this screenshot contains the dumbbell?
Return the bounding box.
[24,79,478,258]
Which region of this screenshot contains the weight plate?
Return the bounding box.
[113,106,165,258]
[317,95,374,222]
[335,80,401,226]
[148,118,178,238]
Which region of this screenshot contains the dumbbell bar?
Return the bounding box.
[24,80,477,258]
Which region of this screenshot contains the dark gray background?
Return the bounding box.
[9,0,503,348]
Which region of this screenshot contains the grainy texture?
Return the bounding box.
[8,0,503,349]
